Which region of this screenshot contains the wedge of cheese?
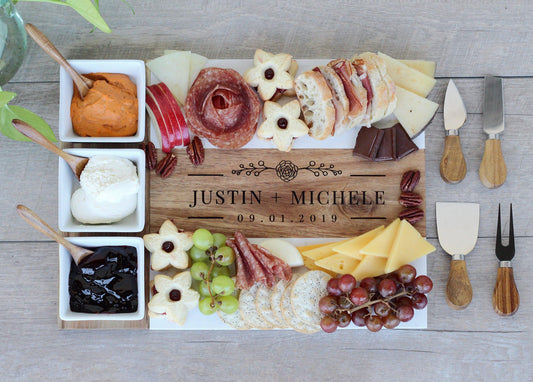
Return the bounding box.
[399,59,436,78]
[332,226,385,260]
[302,256,336,277]
[315,253,360,275]
[301,240,350,261]
[351,255,388,280]
[164,50,207,90]
[394,86,439,138]
[360,219,401,258]
[297,242,336,253]
[147,51,191,105]
[384,219,436,273]
[378,52,436,97]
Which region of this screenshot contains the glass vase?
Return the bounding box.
[0,0,26,85]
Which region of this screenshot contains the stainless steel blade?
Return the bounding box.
[483,76,504,135]
[436,202,480,257]
[444,79,467,131]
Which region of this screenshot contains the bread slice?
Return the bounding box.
[294,70,335,139]
[353,54,389,124]
[317,65,348,135]
[360,52,398,119]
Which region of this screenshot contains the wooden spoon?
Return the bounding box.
[25,23,93,98]
[12,119,88,180]
[16,205,94,265]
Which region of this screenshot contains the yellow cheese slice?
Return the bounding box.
[399,59,436,78]
[301,239,350,261]
[147,51,191,105]
[302,256,336,277]
[297,242,336,253]
[385,220,436,273]
[394,86,439,138]
[315,253,360,275]
[332,225,385,259]
[359,219,400,258]
[351,255,388,280]
[377,52,436,97]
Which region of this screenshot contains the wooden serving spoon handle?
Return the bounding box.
[16,205,93,265]
[479,139,507,189]
[25,23,93,98]
[493,266,519,316]
[445,259,473,310]
[12,119,88,180]
[440,135,467,184]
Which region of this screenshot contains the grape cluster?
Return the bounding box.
[319,264,433,333]
[189,229,239,315]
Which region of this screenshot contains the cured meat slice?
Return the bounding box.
[185,68,261,149]
[254,245,292,281]
[234,231,269,287]
[227,238,253,290]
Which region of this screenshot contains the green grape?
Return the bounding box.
[197,280,211,297]
[214,246,235,266]
[216,295,239,314]
[189,246,209,262]
[211,264,230,278]
[211,275,235,296]
[190,261,210,281]
[198,297,218,315]
[192,228,214,251]
[212,233,227,249]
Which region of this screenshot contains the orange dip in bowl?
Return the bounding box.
[71,72,138,137]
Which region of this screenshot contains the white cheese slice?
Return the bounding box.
[147,51,191,105]
[399,59,436,78]
[394,86,439,138]
[164,50,207,89]
[258,238,304,267]
[378,52,436,97]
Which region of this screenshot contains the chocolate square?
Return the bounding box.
[374,127,396,161]
[353,126,385,160]
[394,123,418,159]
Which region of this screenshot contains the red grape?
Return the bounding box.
[414,275,433,294]
[365,315,383,332]
[338,296,353,309]
[378,278,397,297]
[327,278,342,296]
[397,305,414,322]
[360,277,378,293]
[396,264,417,284]
[318,295,338,314]
[338,274,356,293]
[337,312,351,328]
[373,301,390,317]
[320,316,338,333]
[351,309,367,327]
[411,293,428,310]
[383,313,400,329]
[349,287,369,306]
[395,296,412,307]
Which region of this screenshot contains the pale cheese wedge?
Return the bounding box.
[332,226,385,260]
[399,59,436,78]
[359,219,400,258]
[301,239,350,261]
[164,50,207,89]
[394,86,439,138]
[384,219,436,273]
[315,253,360,275]
[259,238,304,267]
[351,255,388,280]
[378,52,436,97]
[147,51,191,105]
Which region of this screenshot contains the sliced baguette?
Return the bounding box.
[353,54,389,124]
[317,65,348,135]
[359,52,397,120]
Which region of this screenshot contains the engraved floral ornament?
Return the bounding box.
[148,272,200,325]
[243,49,294,100]
[143,220,193,271]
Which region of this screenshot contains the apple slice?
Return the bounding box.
[146,86,177,150]
[258,238,304,267]
[145,89,172,153]
[147,84,180,148]
[147,51,191,105]
[155,82,190,146]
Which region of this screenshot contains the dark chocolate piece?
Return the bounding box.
[375,127,397,161]
[394,123,418,159]
[353,126,385,160]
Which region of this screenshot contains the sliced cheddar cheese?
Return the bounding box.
[315,253,360,275]
[301,239,350,261]
[302,256,336,277]
[297,242,336,253]
[399,59,436,78]
[378,52,436,97]
[351,255,388,280]
[332,225,385,260]
[360,219,400,258]
[384,219,436,273]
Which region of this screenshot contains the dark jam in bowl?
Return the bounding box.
[69,245,138,314]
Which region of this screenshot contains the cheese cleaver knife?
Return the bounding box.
[479,75,507,188]
[436,202,480,310]
[440,80,467,184]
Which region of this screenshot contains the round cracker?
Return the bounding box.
[239,283,273,329]
[281,275,320,333]
[291,270,331,326]
[269,279,289,328]
[217,309,250,330]
[255,284,284,328]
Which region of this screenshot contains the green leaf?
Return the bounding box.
[0,105,57,142]
[0,91,16,108]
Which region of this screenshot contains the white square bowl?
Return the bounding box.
[59,236,145,321]
[58,148,145,233]
[59,59,146,143]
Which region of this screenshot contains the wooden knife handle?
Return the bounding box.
[446,259,473,310]
[479,139,507,189]
[493,266,519,316]
[440,135,467,184]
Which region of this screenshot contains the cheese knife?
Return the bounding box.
[440,80,467,184]
[436,202,480,310]
[479,75,507,188]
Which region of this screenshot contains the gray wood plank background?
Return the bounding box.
[0,1,531,381]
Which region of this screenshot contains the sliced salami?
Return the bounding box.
[227,238,253,290]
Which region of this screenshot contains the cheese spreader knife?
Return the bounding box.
[479,75,507,188]
[440,80,467,184]
[436,202,480,310]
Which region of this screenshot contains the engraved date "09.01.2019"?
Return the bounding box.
[236,214,338,224]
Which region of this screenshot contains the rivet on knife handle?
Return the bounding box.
[493,265,519,316]
[440,133,467,183]
[479,139,507,188]
[445,256,473,309]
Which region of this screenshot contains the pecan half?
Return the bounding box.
[399,207,424,225]
[186,136,205,166]
[140,141,157,170]
[399,191,423,207]
[155,153,177,178]
[400,170,421,192]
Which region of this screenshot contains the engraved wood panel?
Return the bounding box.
[151,149,426,237]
